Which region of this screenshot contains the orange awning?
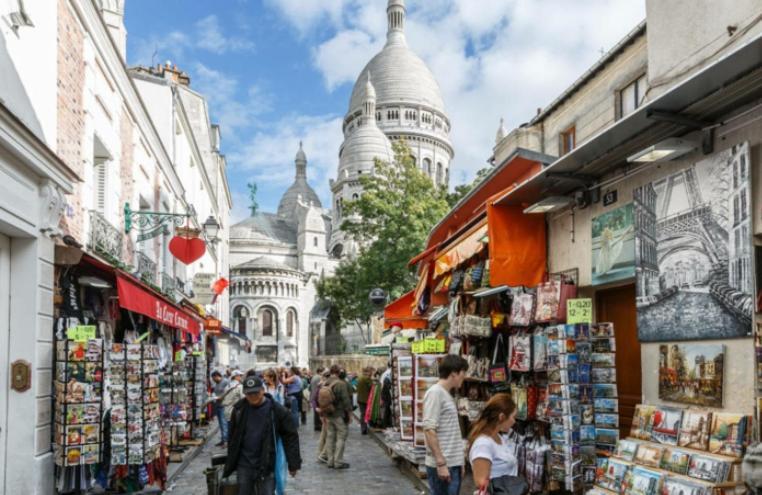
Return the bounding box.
[434,222,488,277]
[384,291,428,329]
[408,243,440,268]
[486,190,547,287]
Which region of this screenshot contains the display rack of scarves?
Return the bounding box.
[364,381,384,426]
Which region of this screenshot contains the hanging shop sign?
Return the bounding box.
[66,325,97,342]
[411,338,445,354]
[169,234,206,265]
[567,298,593,324]
[205,317,222,336]
[116,275,201,337]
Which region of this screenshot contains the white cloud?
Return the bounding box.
[268,0,646,185]
[226,114,344,212]
[195,15,255,54]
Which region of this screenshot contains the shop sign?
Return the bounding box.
[66,325,96,342]
[192,273,215,304]
[205,317,222,336]
[412,338,445,354]
[116,276,200,337]
[603,189,618,206]
[10,360,31,392]
[567,298,593,324]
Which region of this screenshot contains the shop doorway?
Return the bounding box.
[596,283,640,437]
[0,234,9,487]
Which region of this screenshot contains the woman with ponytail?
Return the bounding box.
[468,394,528,495]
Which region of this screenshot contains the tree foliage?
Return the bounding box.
[446,166,493,207]
[317,141,451,326]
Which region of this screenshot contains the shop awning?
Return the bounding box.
[116,274,202,337]
[408,243,440,268]
[220,326,251,343]
[433,222,488,277]
[384,291,428,329]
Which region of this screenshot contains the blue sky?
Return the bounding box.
[124,0,645,223]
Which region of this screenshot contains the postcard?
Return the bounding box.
[708,413,747,457]
[82,424,99,444]
[82,444,99,465]
[592,368,617,383]
[65,446,82,466]
[593,384,617,398]
[595,427,619,446]
[687,454,729,483]
[598,458,630,492]
[615,439,639,461]
[595,413,619,428]
[591,322,615,338]
[630,404,656,440]
[581,404,594,424]
[594,397,618,412]
[661,476,712,495]
[580,425,596,443]
[625,466,663,495]
[592,338,617,353]
[591,353,616,368]
[576,341,592,363]
[578,363,592,384]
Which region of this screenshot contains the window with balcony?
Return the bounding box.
[617,73,647,119]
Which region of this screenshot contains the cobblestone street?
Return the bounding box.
[167,413,425,495]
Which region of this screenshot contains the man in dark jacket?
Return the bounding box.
[224,375,302,494]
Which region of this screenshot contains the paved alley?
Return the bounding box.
[168,414,425,495]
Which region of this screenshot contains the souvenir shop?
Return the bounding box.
[382,113,760,493]
[53,251,209,493]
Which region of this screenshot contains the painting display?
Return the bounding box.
[635,142,753,341]
[658,344,724,407]
[592,203,635,286]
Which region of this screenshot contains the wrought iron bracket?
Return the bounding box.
[124,203,196,242]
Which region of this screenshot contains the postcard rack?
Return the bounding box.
[53,338,105,467]
[592,437,744,495]
[186,354,207,430]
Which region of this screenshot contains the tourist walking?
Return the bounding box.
[318,364,352,469]
[468,394,527,495]
[222,370,245,422]
[315,369,331,459]
[356,366,373,435]
[282,367,303,427]
[309,367,325,432]
[224,374,302,495]
[211,370,231,447]
[423,355,469,495]
[263,368,286,405]
[380,363,393,428]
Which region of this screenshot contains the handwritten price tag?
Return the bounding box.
[566,298,592,324]
[66,325,96,342]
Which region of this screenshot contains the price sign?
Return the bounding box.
[66,325,96,342]
[566,298,592,324]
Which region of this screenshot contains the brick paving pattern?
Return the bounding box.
[168,412,425,495]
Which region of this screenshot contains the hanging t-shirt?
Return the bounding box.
[469,434,519,478]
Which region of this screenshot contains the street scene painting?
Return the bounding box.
[659,344,724,407]
[592,203,635,286]
[635,142,753,341]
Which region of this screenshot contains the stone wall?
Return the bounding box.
[309,354,388,375]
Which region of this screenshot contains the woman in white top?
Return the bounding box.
[468,393,526,494]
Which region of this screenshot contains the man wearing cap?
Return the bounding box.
[224,374,302,494]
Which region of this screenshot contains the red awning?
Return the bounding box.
[384,291,428,329]
[116,275,201,337]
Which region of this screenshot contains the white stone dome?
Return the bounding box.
[348,43,445,114]
[339,120,393,175]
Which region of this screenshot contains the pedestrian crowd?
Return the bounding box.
[206,357,527,495]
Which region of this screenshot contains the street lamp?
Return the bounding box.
[203,215,220,243]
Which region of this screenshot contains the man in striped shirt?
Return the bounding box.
[423,355,469,495]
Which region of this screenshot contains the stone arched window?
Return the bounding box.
[314,236,318,247]
[423,158,432,176]
[232,305,249,336]
[286,309,297,338]
[436,162,443,184]
[259,306,277,337]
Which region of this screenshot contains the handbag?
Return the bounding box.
[488,334,508,384]
[463,315,491,338]
[534,279,561,323]
[511,382,528,420]
[509,332,531,372]
[272,414,287,495]
[557,277,577,322]
[489,475,529,495]
[532,327,547,372]
[508,291,534,327]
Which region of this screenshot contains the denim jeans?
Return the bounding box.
[215,403,228,443]
[236,468,275,495]
[426,466,462,495]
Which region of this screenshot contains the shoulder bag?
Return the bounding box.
[488,333,508,384]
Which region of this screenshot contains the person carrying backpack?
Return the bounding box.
[316,365,352,469]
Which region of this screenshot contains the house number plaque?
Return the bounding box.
[11,360,31,392]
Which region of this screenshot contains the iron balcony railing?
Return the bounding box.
[136,252,156,284]
[88,210,122,262]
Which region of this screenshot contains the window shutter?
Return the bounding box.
[95,162,107,213]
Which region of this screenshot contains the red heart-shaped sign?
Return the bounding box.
[169,236,206,265]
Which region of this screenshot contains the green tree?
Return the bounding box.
[318,141,451,333]
[445,166,492,207]
[247,182,258,216]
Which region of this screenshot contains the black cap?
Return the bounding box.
[242,375,264,395]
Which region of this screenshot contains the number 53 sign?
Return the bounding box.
[567,298,592,324]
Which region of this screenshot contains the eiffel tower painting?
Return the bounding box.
[634,142,753,341]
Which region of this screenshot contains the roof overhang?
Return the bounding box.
[497,31,762,206]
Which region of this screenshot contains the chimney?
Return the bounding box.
[160,61,191,86]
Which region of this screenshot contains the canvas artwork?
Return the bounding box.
[634,443,665,468]
[649,407,682,445]
[658,344,724,407]
[630,404,656,440]
[660,447,690,475]
[592,203,635,286]
[635,142,754,341]
[708,413,748,457]
[678,411,712,450]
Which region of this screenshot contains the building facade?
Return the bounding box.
[0,1,231,492]
[229,146,334,369]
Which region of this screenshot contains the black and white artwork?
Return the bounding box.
[635,142,753,341]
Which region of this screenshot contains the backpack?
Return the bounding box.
[317,382,337,416]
